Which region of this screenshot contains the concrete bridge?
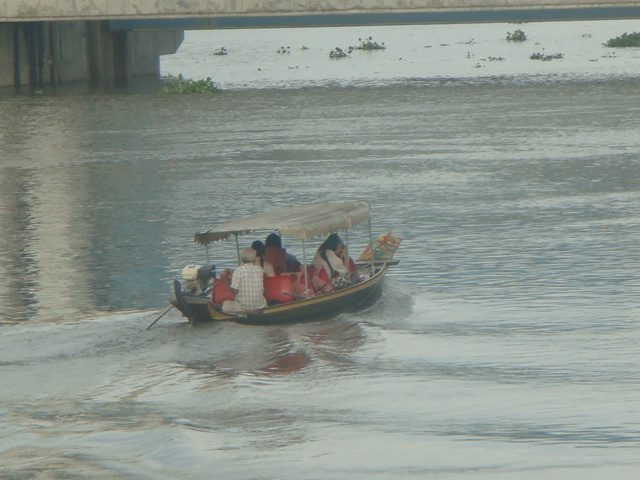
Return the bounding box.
[2,1,640,88]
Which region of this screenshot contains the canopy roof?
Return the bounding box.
[194,201,371,245]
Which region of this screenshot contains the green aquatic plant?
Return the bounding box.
[604,32,640,47]
[506,29,527,42]
[352,36,386,50]
[161,74,219,94]
[329,46,352,59]
[328,36,386,59]
[530,52,564,61]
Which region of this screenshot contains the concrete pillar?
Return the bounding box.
[54,21,89,83]
[2,21,56,89]
[12,23,20,86]
[85,21,98,83]
[23,22,46,90]
[112,29,131,87]
[0,21,183,88]
[48,22,59,86]
[86,21,133,86]
[128,29,184,79]
[86,20,109,85]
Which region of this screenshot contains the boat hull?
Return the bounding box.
[172,265,389,326]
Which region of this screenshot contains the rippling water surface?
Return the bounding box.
[1,20,640,479]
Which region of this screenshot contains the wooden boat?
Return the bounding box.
[170,201,399,326]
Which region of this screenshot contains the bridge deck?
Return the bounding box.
[2,1,640,23]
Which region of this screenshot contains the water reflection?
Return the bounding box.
[255,344,311,375]
[0,101,177,321]
[172,317,372,379]
[0,168,38,322]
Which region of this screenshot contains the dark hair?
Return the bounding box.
[251,240,266,267]
[317,233,344,276]
[318,233,343,253]
[265,233,282,248]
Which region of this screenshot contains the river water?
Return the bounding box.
[1,20,640,479]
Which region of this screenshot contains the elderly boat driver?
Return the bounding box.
[222,248,268,314]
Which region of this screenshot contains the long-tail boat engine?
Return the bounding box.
[181,264,216,295]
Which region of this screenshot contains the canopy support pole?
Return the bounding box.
[302,238,309,298]
[233,233,241,265]
[368,219,374,275]
[345,228,349,256]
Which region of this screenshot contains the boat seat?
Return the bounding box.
[291,268,319,295]
[211,279,235,304]
[264,274,296,305]
[312,266,333,294]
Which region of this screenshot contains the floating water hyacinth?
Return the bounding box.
[506,29,527,42]
[329,46,352,58]
[352,36,386,50]
[161,74,219,94]
[530,51,564,61]
[604,32,640,47]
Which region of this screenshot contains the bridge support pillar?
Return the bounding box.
[113,30,131,87]
[12,23,21,86]
[0,21,183,89]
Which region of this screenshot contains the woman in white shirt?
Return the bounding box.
[311,233,348,293]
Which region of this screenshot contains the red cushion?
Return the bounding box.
[317,267,330,283]
[349,258,356,274]
[264,275,295,303]
[211,279,235,303]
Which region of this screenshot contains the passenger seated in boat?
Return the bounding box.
[264,233,301,274]
[311,233,352,294]
[221,248,268,314]
[251,240,276,277]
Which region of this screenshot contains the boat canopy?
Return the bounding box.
[194,201,371,245]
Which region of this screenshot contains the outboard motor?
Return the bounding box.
[181,264,216,295]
